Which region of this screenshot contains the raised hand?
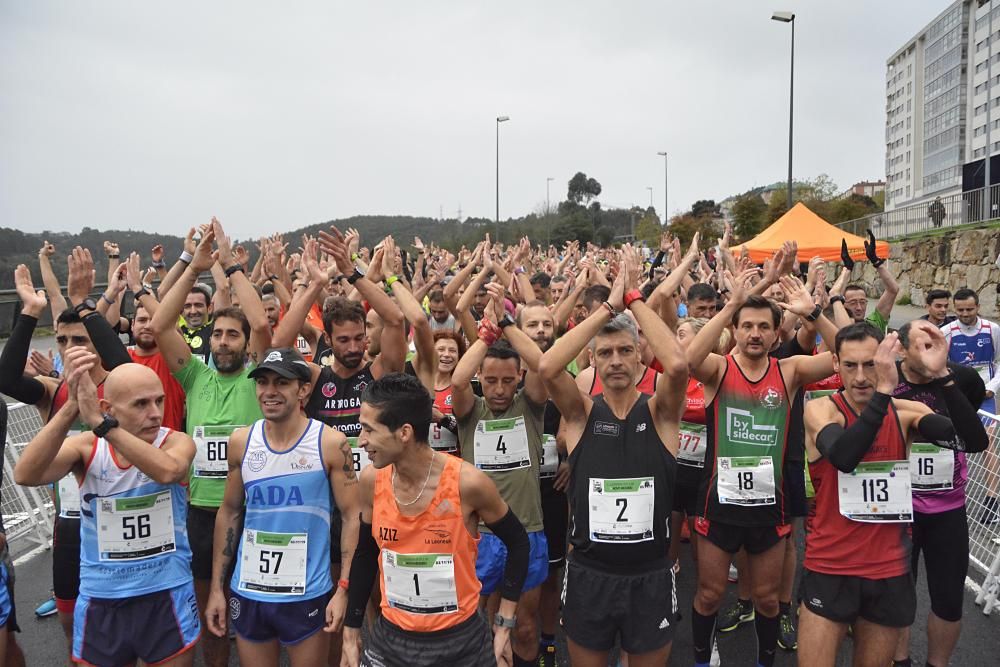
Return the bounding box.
[607,260,627,312]
[14,264,47,316]
[302,238,329,286]
[67,247,96,306]
[142,266,157,286]
[874,332,901,393]
[233,244,250,268]
[724,267,760,306]
[151,244,164,264]
[190,226,217,273]
[779,240,797,274]
[909,321,950,379]
[103,240,120,258]
[39,241,56,258]
[841,238,855,271]
[720,223,732,251]
[125,253,143,293]
[484,282,507,324]
[183,227,198,256]
[864,230,885,267]
[775,275,816,318]
[211,217,234,267]
[27,349,55,378]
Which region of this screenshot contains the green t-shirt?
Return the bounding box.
[458,392,545,533]
[174,357,262,508]
[866,309,889,334]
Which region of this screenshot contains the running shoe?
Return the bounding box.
[537,643,555,667]
[34,596,57,618]
[710,637,721,666]
[777,610,797,650]
[717,599,754,632]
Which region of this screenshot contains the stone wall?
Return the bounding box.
[851,228,1000,318]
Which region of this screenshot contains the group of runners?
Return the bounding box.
[0,220,996,667]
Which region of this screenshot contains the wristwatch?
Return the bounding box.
[92,413,120,438]
[224,264,245,279]
[132,287,151,301]
[347,267,366,285]
[498,313,516,329]
[829,295,845,306]
[73,298,98,316]
[494,612,517,629]
[805,304,823,322]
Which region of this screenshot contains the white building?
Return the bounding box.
[886,0,1000,213]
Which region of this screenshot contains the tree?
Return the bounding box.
[551,214,594,247]
[730,194,768,239]
[691,199,721,218]
[668,213,714,245]
[633,210,663,247]
[567,172,602,205]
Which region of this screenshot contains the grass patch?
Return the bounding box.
[896,294,912,306]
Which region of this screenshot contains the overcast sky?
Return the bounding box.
[1,1,951,239]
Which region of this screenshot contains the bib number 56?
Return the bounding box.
[122,514,151,540]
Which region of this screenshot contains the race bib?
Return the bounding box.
[429,423,458,454]
[347,438,371,474]
[96,490,176,561]
[473,417,531,472]
[238,529,308,595]
[382,550,459,615]
[57,474,81,518]
[588,478,655,543]
[717,456,775,506]
[909,443,954,491]
[192,424,236,478]
[972,363,992,385]
[677,422,707,468]
[539,435,559,479]
[837,461,913,523]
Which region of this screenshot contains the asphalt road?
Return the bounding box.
[7,528,999,666]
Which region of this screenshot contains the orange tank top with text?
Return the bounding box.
[373,453,481,631]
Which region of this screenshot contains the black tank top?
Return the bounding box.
[304,364,376,439]
[568,394,676,572]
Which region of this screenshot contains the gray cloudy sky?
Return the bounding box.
[1,1,948,239]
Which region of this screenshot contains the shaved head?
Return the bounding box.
[101,363,165,442]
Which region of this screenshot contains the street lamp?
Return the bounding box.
[772,11,795,210]
[496,116,510,242]
[546,176,554,248]
[657,151,668,225]
[646,186,654,209]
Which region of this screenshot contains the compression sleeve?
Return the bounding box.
[0,314,47,405]
[344,519,379,629]
[816,392,890,472]
[937,381,988,453]
[81,311,131,370]
[486,507,529,603]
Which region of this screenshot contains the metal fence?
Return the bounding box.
[2,403,53,558]
[834,183,1000,240]
[971,410,1000,615]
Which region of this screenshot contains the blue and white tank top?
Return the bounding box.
[945,319,996,385]
[79,427,192,598]
[232,418,333,602]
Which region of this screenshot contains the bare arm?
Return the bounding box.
[873,262,899,322]
[451,338,488,420]
[157,227,197,299]
[37,243,68,319]
[214,218,271,364]
[210,428,248,595]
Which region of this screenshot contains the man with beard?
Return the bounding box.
[180,283,214,363]
[452,283,552,667]
[516,301,565,666]
[151,220,270,667]
[685,272,838,667]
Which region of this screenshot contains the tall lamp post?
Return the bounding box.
[646,186,654,209]
[772,11,795,210]
[495,115,510,242]
[657,151,668,225]
[546,176,554,248]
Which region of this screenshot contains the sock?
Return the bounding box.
[540,633,555,647]
[891,660,912,667]
[738,597,752,610]
[691,607,717,665]
[754,610,779,667]
[779,600,791,615]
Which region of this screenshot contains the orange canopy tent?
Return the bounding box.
[735,202,890,264]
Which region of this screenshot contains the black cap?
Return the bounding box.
[248,347,311,382]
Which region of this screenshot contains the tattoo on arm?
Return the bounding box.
[339,439,358,481]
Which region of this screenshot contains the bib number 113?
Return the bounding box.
[861,478,889,503]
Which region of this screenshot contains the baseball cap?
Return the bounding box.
[247,347,311,382]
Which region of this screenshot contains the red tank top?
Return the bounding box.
[683,378,706,424]
[373,454,480,631]
[434,386,454,416]
[49,378,106,424]
[805,392,910,578]
[128,350,186,431]
[590,365,659,396]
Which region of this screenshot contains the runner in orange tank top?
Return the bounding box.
[339,373,529,667]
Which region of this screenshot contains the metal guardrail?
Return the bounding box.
[2,404,53,559]
[972,409,1000,615]
[834,184,1000,240]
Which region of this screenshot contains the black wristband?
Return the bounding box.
[224,264,245,279]
[805,304,822,322]
[829,295,845,306]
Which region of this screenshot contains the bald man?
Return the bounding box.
[15,354,200,667]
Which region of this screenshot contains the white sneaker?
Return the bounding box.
[710,637,721,666]
[728,564,738,583]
